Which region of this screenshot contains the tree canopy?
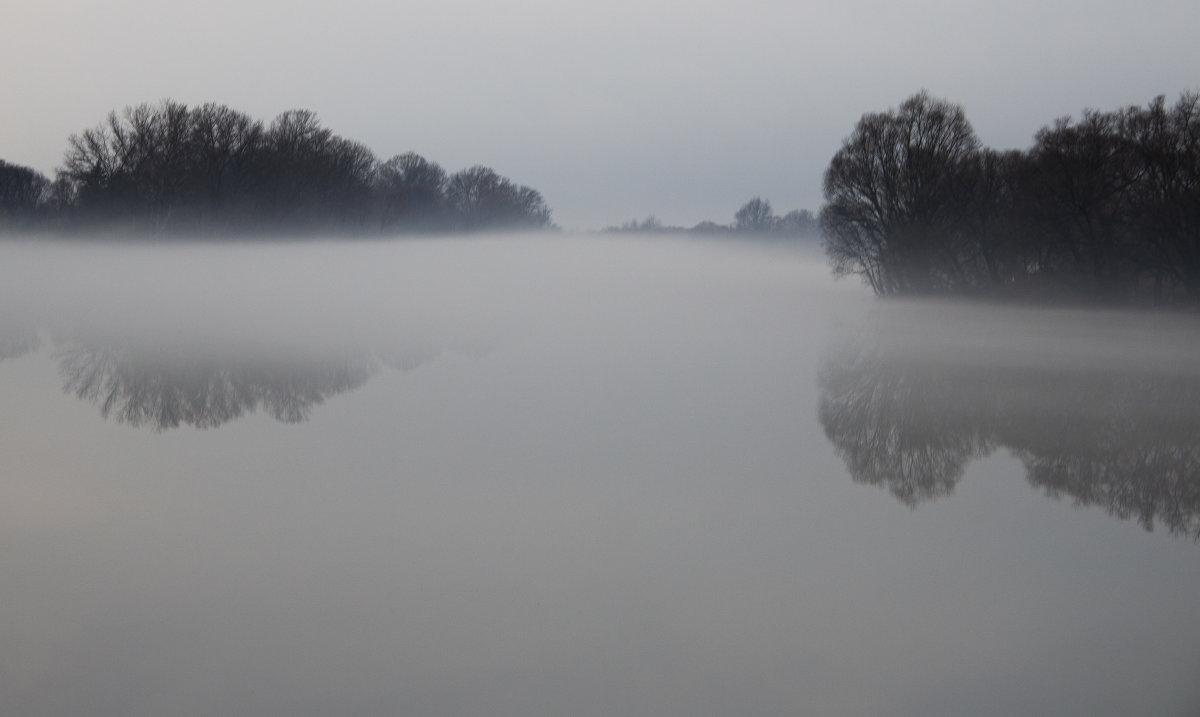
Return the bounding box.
[3,100,553,236]
[821,90,1200,304]
[0,159,51,228]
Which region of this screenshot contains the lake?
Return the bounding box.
[1,235,1197,717]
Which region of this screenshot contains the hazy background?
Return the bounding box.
[3,0,1199,229]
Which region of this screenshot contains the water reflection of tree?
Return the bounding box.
[999,376,1200,537]
[819,346,1200,538]
[818,351,994,506]
[58,345,378,430]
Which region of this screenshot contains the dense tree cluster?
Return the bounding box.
[0,101,553,235]
[822,91,1200,303]
[0,159,51,228]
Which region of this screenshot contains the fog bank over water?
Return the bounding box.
[1,235,1197,717]
[0,235,842,354]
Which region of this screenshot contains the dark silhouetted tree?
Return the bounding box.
[58,100,265,231]
[957,148,1035,288]
[185,103,266,228]
[1118,93,1200,301]
[257,109,377,231]
[0,160,50,229]
[374,152,448,232]
[43,100,561,236]
[445,165,552,230]
[1023,108,1142,300]
[820,91,982,294]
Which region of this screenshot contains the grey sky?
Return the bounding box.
[3,0,1197,230]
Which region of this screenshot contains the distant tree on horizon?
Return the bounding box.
[602,202,820,239]
[734,197,776,233]
[777,208,819,236]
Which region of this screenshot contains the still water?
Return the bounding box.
[1,236,1197,716]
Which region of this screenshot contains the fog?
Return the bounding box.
[1,235,1197,717]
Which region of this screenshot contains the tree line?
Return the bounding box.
[606,197,820,239]
[821,91,1200,303]
[0,101,552,235]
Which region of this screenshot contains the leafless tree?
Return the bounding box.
[374,152,448,231]
[734,197,777,233]
[0,160,50,228]
[446,165,551,231]
[820,91,981,294]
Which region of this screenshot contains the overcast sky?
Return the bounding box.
[3,0,1197,230]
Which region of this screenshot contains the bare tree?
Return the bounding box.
[52,101,554,236]
[734,197,777,233]
[374,152,448,231]
[1024,109,1142,300]
[1119,93,1200,301]
[187,103,266,227]
[0,160,50,229]
[820,91,981,294]
[957,148,1032,288]
[255,109,377,231]
[445,165,551,231]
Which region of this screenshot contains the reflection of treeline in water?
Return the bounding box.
[0,310,451,430]
[821,91,1200,304]
[818,335,1200,538]
[0,101,551,235]
[58,346,378,429]
[49,341,448,430]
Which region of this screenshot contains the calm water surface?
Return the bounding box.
[1,236,1197,717]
